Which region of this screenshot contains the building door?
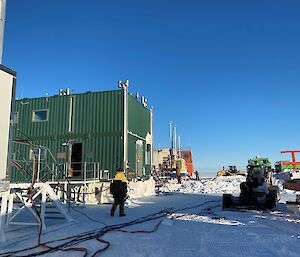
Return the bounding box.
[71,143,82,177]
[136,140,143,177]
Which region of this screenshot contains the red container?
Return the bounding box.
[180,150,194,177]
[186,162,194,177]
[181,151,193,163]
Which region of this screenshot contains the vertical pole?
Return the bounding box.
[0,0,6,64]
[37,146,41,182]
[67,182,71,213]
[178,135,181,159]
[150,108,153,169]
[169,121,173,150]
[122,81,129,171]
[68,143,72,177]
[174,125,177,159]
[169,121,173,171]
[292,151,297,171]
[64,182,67,204]
[84,162,86,182]
[98,165,100,180]
[52,163,54,181]
[41,186,46,231]
[170,121,173,169]
[32,149,36,183]
[83,162,86,206]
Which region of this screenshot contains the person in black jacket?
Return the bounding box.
[195,170,199,181]
[110,169,128,217]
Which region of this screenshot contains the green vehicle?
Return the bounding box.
[248,157,271,167]
[223,156,278,210]
[247,157,272,180]
[274,161,300,172]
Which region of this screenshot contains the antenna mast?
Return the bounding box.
[174,125,177,159]
[0,0,6,64]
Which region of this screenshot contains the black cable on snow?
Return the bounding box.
[0,200,220,257]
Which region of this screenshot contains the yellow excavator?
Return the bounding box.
[217,166,247,177]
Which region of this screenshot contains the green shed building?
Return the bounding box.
[11,84,153,182]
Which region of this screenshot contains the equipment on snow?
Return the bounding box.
[217,166,246,177]
[223,157,278,210]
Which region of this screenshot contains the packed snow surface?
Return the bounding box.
[1,176,300,257]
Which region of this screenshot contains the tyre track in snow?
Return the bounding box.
[254,213,300,236]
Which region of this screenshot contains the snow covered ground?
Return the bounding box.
[160,175,246,195]
[1,176,300,257]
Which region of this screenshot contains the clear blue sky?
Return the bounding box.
[3,1,300,175]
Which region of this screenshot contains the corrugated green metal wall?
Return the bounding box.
[11,90,152,182]
[15,90,123,138]
[12,90,124,182]
[128,95,152,176]
[73,91,123,135]
[15,95,69,138]
[128,95,151,136]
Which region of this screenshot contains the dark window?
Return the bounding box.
[71,143,83,177]
[33,110,48,122]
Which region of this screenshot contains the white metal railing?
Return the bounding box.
[51,162,102,182]
[12,141,111,183]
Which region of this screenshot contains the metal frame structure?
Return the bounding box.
[0,141,76,242]
[281,150,300,171]
[6,183,74,230]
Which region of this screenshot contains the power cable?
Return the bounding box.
[0,200,219,257]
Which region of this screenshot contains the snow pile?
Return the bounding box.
[99,177,156,204]
[160,175,298,205]
[161,176,246,195]
[128,177,156,199]
[273,177,297,203]
[291,172,300,180]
